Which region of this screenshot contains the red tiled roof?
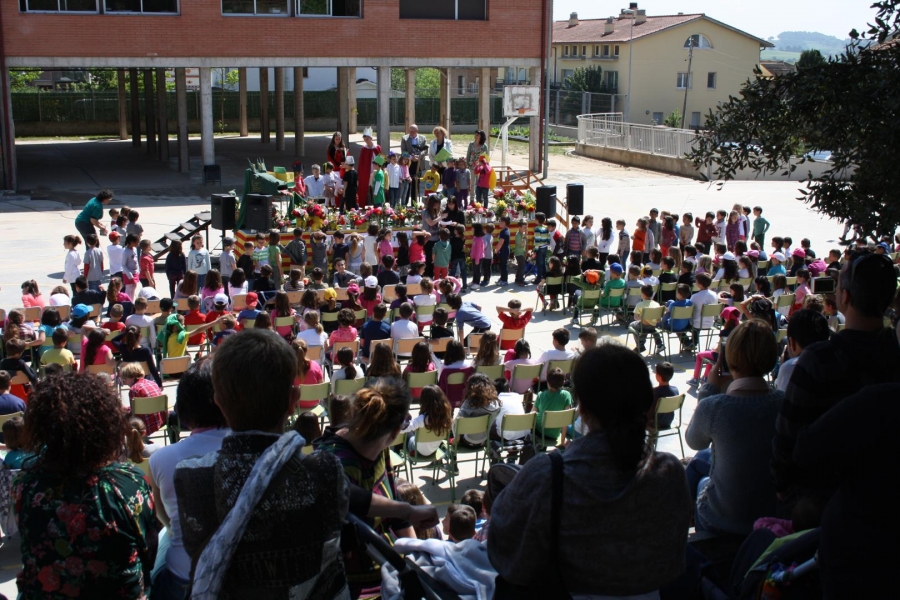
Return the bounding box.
[553,14,703,44]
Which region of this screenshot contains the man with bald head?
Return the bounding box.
[401,124,427,205]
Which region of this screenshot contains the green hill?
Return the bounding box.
[764,31,853,62]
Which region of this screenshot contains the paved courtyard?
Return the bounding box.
[0,134,849,593]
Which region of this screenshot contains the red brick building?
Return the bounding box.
[0,0,549,189]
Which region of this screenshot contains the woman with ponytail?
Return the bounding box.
[488,341,691,597]
[315,378,416,596]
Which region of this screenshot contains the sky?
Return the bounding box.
[552,0,879,41]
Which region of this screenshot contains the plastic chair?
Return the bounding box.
[475,364,504,380]
[393,337,425,361]
[382,285,397,302]
[304,345,324,362]
[403,428,450,488]
[231,294,248,311]
[466,333,484,356]
[511,363,542,392]
[405,370,438,398]
[757,260,769,272]
[626,306,666,354]
[354,309,367,324]
[428,337,451,354]
[145,300,161,315]
[274,315,297,334]
[491,412,536,465]
[657,282,678,303]
[775,328,788,344]
[297,382,329,411]
[698,303,725,350]
[775,294,795,317]
[131,395,170,446]
[321,311,340,329]
[335,287,350,302]
[129,459,151,477]
[448,414,492,501]
[596,287,626,330]
[160,356,192,380]
[438,367,474,409]
[499,327,524,348]
[334,377,366,396]
[660,305,695,360]
[648,394,685,457]
[541,276,565,315]
[331,340,360,359]
[405,283,423,296]
[53,305,71,320]
[387,430,410,481]
[285,291,304,305]
[534,408,577,451]
[547,358,575,376]
[0,411,24,429]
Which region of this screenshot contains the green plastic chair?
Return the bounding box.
[491,412,536,465]
[648,394,685,457]
[448,414,492,501]
[534,408,576,451]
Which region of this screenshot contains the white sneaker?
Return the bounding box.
[470,284,480,290]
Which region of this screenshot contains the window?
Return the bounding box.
[105,0,178,12]
[691,112,701,128]
[457,75,465,94]
[605,71,618,90]
[563,45,569,57]
[602,45,609,57]
[684,34,712,49]
[571,46,578,56]
[399,0,486,20]
[20,0,98,11]
[223,0,288,14]
[614,45,620,56]
[594,45,599,56]
[653,112,664,125]
[707,72,717,89]
[582,46,587,56]
[297,0,360,16]
[562,69,574,82]
[676,72,692,89]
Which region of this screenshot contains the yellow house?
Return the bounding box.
[550,5,773,127]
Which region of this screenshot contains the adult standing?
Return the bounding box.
[326,131,348,177]
[428,126,453,175]
[74,189,113,240]
[357,127,382,207]
[488,344,690,596]
[466,130,489,172]
[421,195,442,277]
[15,372,160,598]
[400,124,427,205]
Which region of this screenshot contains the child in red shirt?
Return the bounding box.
[183,295,207,346]
[496,299,533,351]
[139,239,156,289]
[205,294,230,323]
[409,231,427,265]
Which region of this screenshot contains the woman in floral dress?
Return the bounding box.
[15,371,159,599]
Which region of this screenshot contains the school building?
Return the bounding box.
[0,0,550,190]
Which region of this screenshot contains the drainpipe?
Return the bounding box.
[542,0,552,179]
[0,7,17,191]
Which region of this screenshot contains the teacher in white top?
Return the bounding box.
[428,126,453,174]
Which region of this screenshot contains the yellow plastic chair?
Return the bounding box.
[648,394,685,457]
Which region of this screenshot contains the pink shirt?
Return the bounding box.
[329,326,359,345]
[409,241,426,264]
[22,294,46,309]
[295,360,324,386]
[378,240,394,261]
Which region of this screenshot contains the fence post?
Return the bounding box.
[554,89,560,126]
[582,92,588,117]
[37,90,42,122]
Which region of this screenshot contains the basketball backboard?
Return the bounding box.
[503,85,541,118]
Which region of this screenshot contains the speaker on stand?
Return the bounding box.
[566,183,584,216]
[211,194,236,231]
[536,185,557,219]
[244,194,273,232]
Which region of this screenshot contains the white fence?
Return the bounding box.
[577,113,699,159]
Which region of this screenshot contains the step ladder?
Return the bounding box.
[151,211,212,261]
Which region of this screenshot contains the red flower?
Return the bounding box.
[37,566,60,592]
[64,557,85,577]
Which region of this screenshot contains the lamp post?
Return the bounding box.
[624,9,636,122]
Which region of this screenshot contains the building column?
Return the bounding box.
[405,68,415,129]
[238,67,248,137]
[529,66,542,174]
[156,68,169,161]
[259,67,270,143]
[478,67,491,132]
[143,69,157,156]
[376,66,390,151]
[175,67,189,173]
[0,66,17,190]
[337,67,357,141]
[199,67,215,166]
[129,68,141,147]
[294,66,305,156]
[116,68,128,140]
[439,68,451,133]
[274,67,285,151]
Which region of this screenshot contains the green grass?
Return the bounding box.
[761,49,802,63]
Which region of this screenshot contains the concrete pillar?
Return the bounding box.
[274,67,285,151]
[404,69,416,128]
[129,68,141,147]
[199,67,215,166]
[439,68,451,133]
[337,67,357,141]
[175,67,189,173]
[116,68,128,140]
[143,69,157,156]
[294,66,305,156]
[156,68,169,161]
[529,66,542,174]
[478,67,491,132]
[259,67,270,143]
[376,66,390,151]
[238,67,248,137]
[0,67,17,190]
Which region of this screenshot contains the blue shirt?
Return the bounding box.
[360,320,391,357]
[767,264,786,277]
[0,393,26,444]
[663,299,692,331]
[455,302,491,330]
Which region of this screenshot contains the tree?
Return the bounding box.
[214,68,240,134]
[389,68,441,98]
[9,71,40,92]
[564,65,605,93]
[688,0,900,239]
[796,49,827,70]
[663,111,682,128]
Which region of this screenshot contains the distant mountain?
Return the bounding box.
[766,31,852,57]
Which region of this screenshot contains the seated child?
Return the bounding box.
[532,367,574,444]
[599,263,626,309]
[2,415,30,469]
[0,372,27,443]
[448,505,477,543]
[461,489,486,534]
[40,328,76,371]
[0,339,37,400]
[629,285,663,354]
[775,309,830,392]
[649,362,678,430]
[212,315,238,350]
[495,299,533,350]
[659,283,693,341]
[120,361,166,436]
[578,328,598,353]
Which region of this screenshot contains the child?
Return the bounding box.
[398,154,412,207]
[211,314,237,350]
[102,303,127,336]
[329,346,359,393]
[251,232,269,282]
[285,228,308,278]
[680,213,695,248]
[429,307,454,355]
[767,251,787,276]
[389,283,410,310]
[421,163,441,196]
[495,216,512,285]
[310,232,328,275]
[83,234,105,292]
[331,231,349,274]
[402,342,437,398]
[660,283,693,340]
[472,332,500,368]
[377,255,400,288]
[447,504,477,543]
[687,273,717,350]
[713,210,727,245]
[535,328,577,382]
[396,231,410,279]
[63,234,83,292]
[455,157,470,207]
[775,308,830,393]
[125,296,157,349]
[536,255,564,310]
[106,231,124,280]
[406,261,425,286]
[480,223,495,287]
[360,276,383,318]
[359,303,391,363]
[616,219,631,261]
[496,299,533,350]
[2,416,30,468]
[408,230,426,267]
[440,159,457,199]
[371,155,387,206]
[513,218,529,286]
[139,239,155,289]
[447,225,468,291]
[41,328,76,370]
[165,239,187,299]
[228,268,249,299]
[823,296,845,330]
[532,367,574,444]
[219,237,237,293]
[624,265,644,309]
[0,374,26,445]
[792,268,811,313]
[126,210,144,239]
[188,234,211,290]
[0,340,36,401]
[629,285,664,354]
[752,206,770,247]
[114,214,129,244]
[578,328,598,352]
[599,262,626,310]
[375,228,394,268]
[182,295,208,346]
[413,278,437,332]
[431,228,452,280]
[678,261,696,288]
[631,219,647,263]
[474,153,493,205]
[108,207,120,231]
[649,362,678,429]
[386,153,402,207]
[461,489,486,533]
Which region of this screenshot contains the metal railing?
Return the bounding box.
[577,113,698,159]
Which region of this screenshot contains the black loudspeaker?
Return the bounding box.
[566,183,584,216]
[210,194,236,231]
[245,194,272,231]
[536,185,557,219]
